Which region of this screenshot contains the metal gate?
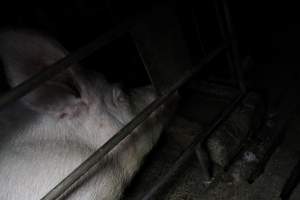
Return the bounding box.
[0,0,246,199]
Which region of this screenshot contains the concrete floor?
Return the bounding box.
[124,22,300,198]
[122,77,300,199]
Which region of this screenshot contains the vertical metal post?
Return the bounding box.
[213,0,246,93]
[130,2,192,95]
[190,4,207,57]
[222,0,246,93]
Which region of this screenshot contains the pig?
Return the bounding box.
[0,29,177,200]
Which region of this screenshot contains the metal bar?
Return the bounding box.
[130,2,192,95]
[213,0,235,79]
[40,43,228,200]
[213,0,246,92]
[139,93,244,200]
[213,0,228,45]
[199,78,300,199]
[190,4,207,56]
[221,0,246,93]
[281,159,300,200]
[0,21,133,111]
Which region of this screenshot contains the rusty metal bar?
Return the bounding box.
[40,43,228,200]
[0,21,133,110]
[139,93,244,200]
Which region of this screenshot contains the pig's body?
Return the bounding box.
[0,30,174,200]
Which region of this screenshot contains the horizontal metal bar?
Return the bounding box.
[139,93,244,200]
[40,43,228,200]
[0,21,134,111]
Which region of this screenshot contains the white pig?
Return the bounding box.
[0,29,177,200]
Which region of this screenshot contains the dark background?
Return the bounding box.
[0,0,299,106]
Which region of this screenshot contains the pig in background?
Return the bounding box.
[0,29,177,200]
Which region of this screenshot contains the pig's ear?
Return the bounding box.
[0,30,88,118]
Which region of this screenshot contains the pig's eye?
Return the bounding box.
[113,87,127,104]
[118,95,126,103]
[118,91,129,104]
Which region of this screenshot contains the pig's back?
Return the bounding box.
[0,104,101,200]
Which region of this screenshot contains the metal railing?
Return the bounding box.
[0,21,134,110]
[40,41,229,200]
[0,0,245,199]
[139,93,244,200]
